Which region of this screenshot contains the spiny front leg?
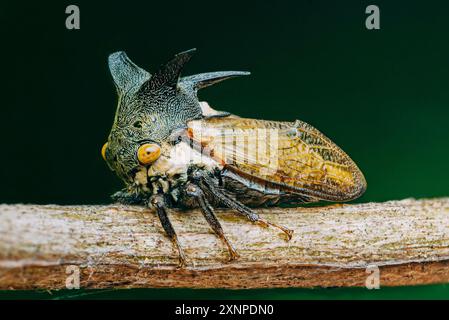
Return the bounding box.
[111,189,147,205]
[192,169,294,241]
[184,182,239,261]
[149,194,187,267]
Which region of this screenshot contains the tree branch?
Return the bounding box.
[1,198,449,289]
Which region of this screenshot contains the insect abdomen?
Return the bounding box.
[221,169,315,207]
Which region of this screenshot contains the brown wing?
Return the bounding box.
[187,116,367,202]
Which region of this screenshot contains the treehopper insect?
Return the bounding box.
[102,49,367,267]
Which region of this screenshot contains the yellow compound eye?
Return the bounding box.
[137,143,161,165]
[101,142,108,161]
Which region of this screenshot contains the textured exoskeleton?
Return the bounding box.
[102,49,367,266]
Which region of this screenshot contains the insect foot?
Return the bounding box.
[172,235,187,268]
[256,218,294,241]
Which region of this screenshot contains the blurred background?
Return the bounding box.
[1,0,448,299]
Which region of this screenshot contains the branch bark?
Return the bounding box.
[1,198,449,289]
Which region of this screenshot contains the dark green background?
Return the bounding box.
[1,0,448,299]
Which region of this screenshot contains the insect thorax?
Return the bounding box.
[130,140,221,202]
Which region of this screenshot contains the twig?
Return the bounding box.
[1,198,449,289]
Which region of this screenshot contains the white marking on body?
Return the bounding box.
[199,101,226,118]
[148,141,221,179]
[134,167,150,191]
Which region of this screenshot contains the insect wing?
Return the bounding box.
[187,116,366,202]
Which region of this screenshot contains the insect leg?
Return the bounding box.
[193,170,293,240]
[149,194,187,267]
[184,182,239,261]
[111,189,146,205]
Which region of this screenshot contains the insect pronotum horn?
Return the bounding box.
[181,71,251,90]
[142,48,197,91]
[108,51,150,94]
